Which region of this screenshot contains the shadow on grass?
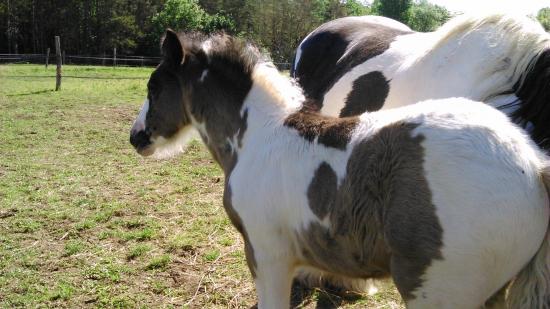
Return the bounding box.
[250,279,364,309]
[7,89,55,97]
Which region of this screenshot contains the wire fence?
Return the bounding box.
[0,53,161,67]
[1,53,292,90]
[0,53,292,70]
[4,75,149,80]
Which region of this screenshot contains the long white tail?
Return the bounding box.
[507,166,550,309]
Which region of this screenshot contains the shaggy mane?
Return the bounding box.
[420,14,550,150]
[177,32,266,79]
[431,14,550,52]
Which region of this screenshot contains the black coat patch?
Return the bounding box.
[513,48,550,150]
[300,122,443,301]
[308,162,338,219]
[284,108,359,150]
[340,71,390,117]
[293,17,412,108]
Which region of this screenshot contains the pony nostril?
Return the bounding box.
[130,130,152,149]
[129,132,139,148]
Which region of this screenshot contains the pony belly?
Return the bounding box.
[294,221,392,280]
[413,133,550,306]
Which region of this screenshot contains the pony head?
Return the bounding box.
[130,30,261,160]
[129,30,196,158]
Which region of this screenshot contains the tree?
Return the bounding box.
[0,0,373,60]
[537,7,550,31]
[344,0,371,16]
[151,0,234,38]
[372,0,412,23]
[408,0,450,32]
[199,0,254,36]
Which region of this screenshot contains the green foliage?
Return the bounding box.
[537,7,550,31]
[408,0,451,32]
[0,0,372,62]
[104,15,141,50]
[0,0,460,65]
[0,0,166,55]
[344,0,372,16]
[372,0,412,23]
[311,0,347,21]
[151,0,235,37]
[204,13,236,33]
[153,0,207,31]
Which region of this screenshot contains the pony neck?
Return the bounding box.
[195,62,305,175]
[243,63,304,124]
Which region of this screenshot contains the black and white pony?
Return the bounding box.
[292,14,550,149]
[130,31,550,308]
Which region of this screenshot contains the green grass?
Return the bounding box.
[146,255,171,270]
[63,240,85,256]
[126,244,151,260]
[0,64,403,308]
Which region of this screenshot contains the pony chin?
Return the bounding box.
[150,125,199,160]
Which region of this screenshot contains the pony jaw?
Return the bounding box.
[147,125,198,159]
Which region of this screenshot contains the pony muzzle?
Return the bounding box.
[130,129,154,157]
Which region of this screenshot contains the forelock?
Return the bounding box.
[177,32,209,54]
[178,32,265,74]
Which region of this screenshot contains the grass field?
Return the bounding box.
[0,64,403,308]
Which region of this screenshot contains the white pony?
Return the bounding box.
[130,31,550,308]
[292,14,550,150]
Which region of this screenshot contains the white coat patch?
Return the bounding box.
[131,99,149,133]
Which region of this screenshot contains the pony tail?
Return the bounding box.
[506,165,550,309]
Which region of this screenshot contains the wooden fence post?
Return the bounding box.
[45,48,50,69]
[55,36,62,91]
[113,47,117,67]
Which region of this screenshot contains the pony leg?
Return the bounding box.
[254,255,294,309]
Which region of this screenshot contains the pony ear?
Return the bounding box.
[162,29,185,66]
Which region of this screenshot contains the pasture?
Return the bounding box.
[0,64,402,308]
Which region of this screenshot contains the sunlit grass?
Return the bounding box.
[0,64,403,308]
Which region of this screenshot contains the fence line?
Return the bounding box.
[65,55,160,62]
[0,53,292,70]
[0,53,45,56]
[2,54,292,90]
[0,56,161,63]
[4,75,149,80]
[0,53,162,67]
